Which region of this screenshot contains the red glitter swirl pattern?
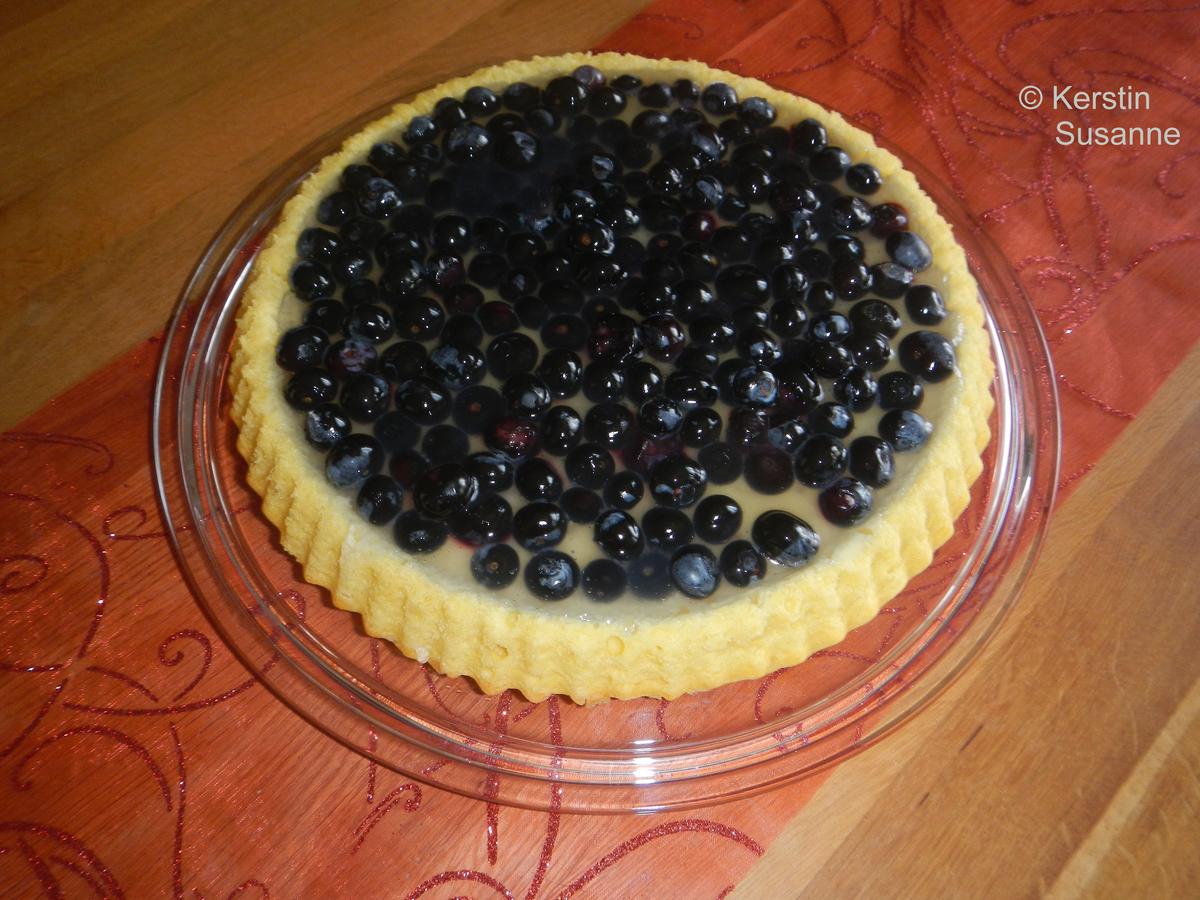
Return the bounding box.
[3,0,1199,896]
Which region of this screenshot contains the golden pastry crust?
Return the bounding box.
[229,52,994,704]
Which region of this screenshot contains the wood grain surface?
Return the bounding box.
[3,1,1198,898]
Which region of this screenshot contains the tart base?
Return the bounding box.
[229,51,994,704]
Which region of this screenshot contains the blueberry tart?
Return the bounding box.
[230,52,993,703]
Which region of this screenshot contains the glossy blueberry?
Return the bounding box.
[715,264,771,306]
[451,494,513,546]
[719,541,766,588]
[604,470,644,509]
[833,367,879,413]
[730,365,779,408]
[561,486,603,524]
[831,257,873,300]
[452,385,504,434]
[340,373,390,422]
[393,297,445,341]
[356,474,403,525]
[766,416,807,454]
[845,163,882,195]
[290,261,336,301]
[725,407,769,448]
[870,261,914,299]
[794,435,848,488]
[844,331,892,371]
[303,299,346,336]
[427,343,487,389]
[477,299,520,333]
[905,284,947,324]
[879,409,933,451]
[848,436,895,488]
[325,433,384,489]
[808,403,854,438]
[648,454,707,508]
[525,550,579,601]
[583,402,635,449]
[565,443,615,489]
[421,423,469,462]
[502,373,553,422]
[540,406,583,456]
[582,559,626,601]
[485,415,541,459]
[663,371,719,412]
[316,190,356,227]
[396,377,451,424]
[693,495,742,543]
[752,510,820,567]
[372,411,420,453]
[486,333,539,380]
[285,369,337,410]
[298,227,340,262]
[809,312,852,344]
[412,463,479,520]
[744,446,795,494]
[669,544,720,598]
[582,362,625,403]
[809,145,851,181]
[465,450,515,493]
[394,510,449,554]
[899,331,957,382]
[885,230,932,271]
[790,118,828,155]
[515,458,563,502]
[588,313,643,365]
[680,408,721,448]
[819,477,874,527]
[471,543,520,589]
[627,552,672,600]
[877,372,924,410]
[276,325,329,371]
[594,508,645,560]
[513,501,567,551]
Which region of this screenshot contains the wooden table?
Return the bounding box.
[3,1,1198,896]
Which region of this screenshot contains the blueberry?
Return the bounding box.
[412,463,480,519]
[648,454,707,508]
[561,486,603,523]
[885,230,931,270]
[899,331,957,382]
[744,446,795,494]
[516,458,563,502]
[304,299,346,335]
[832,369,877,416]
[731,365,779,408]
[276,325,329,371]
[453,385,505,433]
[819,477,874,526]
[394,511,449,554]
[752,510,820,567]
[471,544,520,589]
[478,299,520,333]
[848,436,896,489]
[808,403,854,438]
[689,316,736,352]
[627,552,672,600]
[879,409,933,451]
[334,372,387,422]
[870,262,914,299]
[693,495,742,543]
[790,118,828,155]
[465,450,515,493]
[698,442,743,484]
[327,337,379,379]
[624,361,664,404]
[845,163,882,195]
[485,416,541,459]
[421,423,469,462]
[582,558,626,601]
[540,317,588,355]
[791,433,847,488]
[831,257,873,300]
[356,475,403,525]
[739,96,776,128]
[393,297,445,341]
[503,82,540,112]
[726,407,770,446]
[594,508,645,560]
[541,406,583,455]
[388,449,429,488]
[701,82,738,115]
[674,346,720,374]
[681,408,722,447]
[829,195,874,233]
[774,363,825,416]
[372,411,419,453]
[513,501,567,551]
[324,433,384,489]
[317,190,356,227]
[579,402,631,449]
[285,369,337,410]
[720,540,767,588]
[426,343,487,389]
[603,470,644,509]
[844,331,892,371]
[664,371,719,410]
[525,551,579,601]
[355,177,402,218]
[715,264,770,306]
[396,377,451,424]
[670,544,720,598]
[444,123,490,163]
[583,362,628,403]
[543,76,588,115]
[809,312,852,344]
[503,373,553,422]
[565,443,614,489]
[905,285,947,324]
[810,145,851,181]
[736,326,783,366]
[486,333,539,380]
[451,495,514,545]
[850,299,902,338]
[588,313,643,365]
[805,342,855,379]
[298,227,340,262]
[766,416,807,454]
[877,372,924,410]
[441,313,483,347]
[345,304,393,343]
[535,348,584,399]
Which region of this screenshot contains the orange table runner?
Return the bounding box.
[4,0,1199,895]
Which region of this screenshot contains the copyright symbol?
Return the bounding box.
[1019,85,1043,110]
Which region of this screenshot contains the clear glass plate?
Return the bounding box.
[153,95,1060,813]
